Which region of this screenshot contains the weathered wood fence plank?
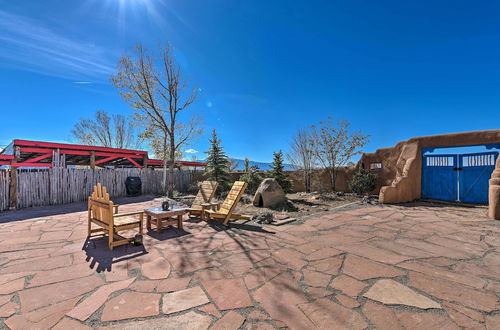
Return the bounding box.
[0,167,191,211]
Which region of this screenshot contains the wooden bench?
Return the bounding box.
[87,183,143,250]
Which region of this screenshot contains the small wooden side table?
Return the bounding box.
[200,202,222,220]
[145,207,186,232]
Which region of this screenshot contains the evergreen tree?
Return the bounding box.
[240,158,263,194]
[269,150,292,192]
[205,129,231,192]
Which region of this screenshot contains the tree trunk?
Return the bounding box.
[162,135,168,195]
[167,135,176,198]
[328,167,336,192]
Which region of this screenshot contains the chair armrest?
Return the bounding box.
[114,211,144,218]
[113,205,119,214]
[201,203,212,207]
[210,201,222,205]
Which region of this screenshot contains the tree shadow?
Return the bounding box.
[146,226,191,241]
[0,195,158,224]
[82,237,148,273]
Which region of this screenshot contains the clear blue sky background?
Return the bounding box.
[0,0,499,162]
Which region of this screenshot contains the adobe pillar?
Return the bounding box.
[489,156,500,220]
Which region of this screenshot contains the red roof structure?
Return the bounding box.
[0,139,207,168]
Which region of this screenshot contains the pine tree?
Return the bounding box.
[269,150,292,192]
[240,158,262,194]
[205,129,231,192]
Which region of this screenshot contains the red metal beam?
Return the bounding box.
[0,161,11,166]
[125,157,143,168]
[95,156,119,165]
[14,139,147,155]
[11,163,52,168]
[0,155,14,160]
[25,152,53,163]
[94,152,143,158]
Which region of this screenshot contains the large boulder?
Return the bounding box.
[253,178,287,209]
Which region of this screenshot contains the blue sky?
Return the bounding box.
[0,0,499,162]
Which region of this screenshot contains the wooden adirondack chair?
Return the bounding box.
[186,181,219,218]
[204,181,250,225]
[87,183,144,250]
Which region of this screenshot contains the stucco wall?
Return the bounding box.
[360,130,500,204]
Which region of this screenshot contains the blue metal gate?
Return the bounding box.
[422,152,498,204]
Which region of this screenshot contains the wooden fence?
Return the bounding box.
[0,171,9,211]
[0,168,192,211]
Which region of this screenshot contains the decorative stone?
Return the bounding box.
[98,311,212,330]
[19,276,104,312]
[362,301,404,330]
[343,254,405,280]
[0,301,18,317]
[253,178,287,209]
[251,212,274,224]
[211,311,245,330]
[198,303,222,318]
[202,278,253,310]
[101,292,160,321]
[395,311,459,329]
[298,298,367,329]
[162,286,210,314]
[141,257,171,280]
[364,279,441,309]
[409,272,498,312]
[53,318,92,330]
[156,277,191,292]
[252,273,314,329]
[330,275,367,297]
[67,278,135,321]
[5,297,80,330]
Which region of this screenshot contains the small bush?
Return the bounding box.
[349,169,376,196]
[240,158,263,195]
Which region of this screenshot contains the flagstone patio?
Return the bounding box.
[0,198,499,329]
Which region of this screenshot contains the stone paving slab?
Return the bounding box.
[0,197,499,329]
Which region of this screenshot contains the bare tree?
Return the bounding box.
[287,127,317,193]
[111,44,202,197]
[311,117,369,192]
[229,159,239,172]
[71,110,140,149]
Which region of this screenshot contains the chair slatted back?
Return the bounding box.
[192,181,218,207]
[219,181,247,215]
[88,183,114,225]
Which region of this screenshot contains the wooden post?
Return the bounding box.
[143,154,148,168]
[9,146,20,210]
[90,151,96,169]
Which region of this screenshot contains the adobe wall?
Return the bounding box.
[489,156,500,220]
[361,130,500,206]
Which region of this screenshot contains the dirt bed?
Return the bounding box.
[211,192,363,220]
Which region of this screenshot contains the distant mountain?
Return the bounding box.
[197,158,296,171]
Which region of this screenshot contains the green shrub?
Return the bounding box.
[349,169,376,195]
[240,158,263,195]
[269,150,292,193]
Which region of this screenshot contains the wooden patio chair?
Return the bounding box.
[87,183,143,250]
[204,181,250,225]
[186,181,219,218]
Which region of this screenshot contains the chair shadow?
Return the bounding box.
[145,226,191,241]
[82,237,148,273]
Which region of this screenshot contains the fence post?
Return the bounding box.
[8,168,16,210]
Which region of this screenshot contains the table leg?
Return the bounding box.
[146,215,151,231]
[156,218,161,232]
[178,214,183,230]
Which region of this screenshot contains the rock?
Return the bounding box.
[253,178,287,209]
[364,279,441,309]
[252,212,274,224]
